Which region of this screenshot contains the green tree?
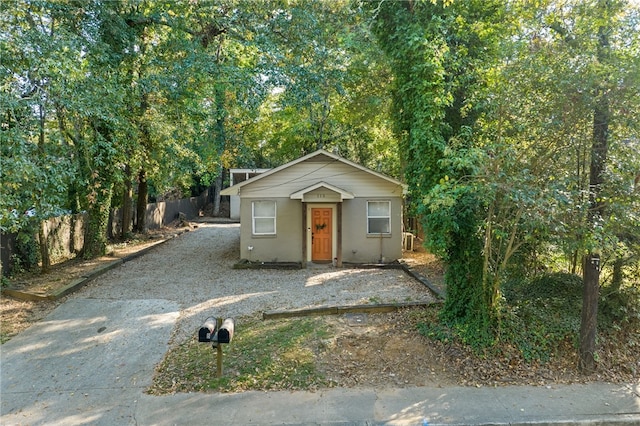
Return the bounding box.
[370,0,510,344]
[371,0,639,361]
[247,0,398,174]
[180,1,274,213]
[501,0,640,371]
[540,0,640,372]
[1,1,93,267]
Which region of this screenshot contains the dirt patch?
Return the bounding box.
[317,310,458,388]
[311,305,637,389]
[401,244,446,290]
[0,297,59,344]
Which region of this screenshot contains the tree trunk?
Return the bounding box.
[37,101,51,273]
[579,5,610,372]
[135,168,148,233]
[83,119,115,259]
[611,257,624,292]
[39,221,50,273]
[212,169,223,216]
[83,186,113,259]
[212,82,226,217]
[570,250,579,275]
[580,253,600,372]
[579,104,608,372]
[121,164,133,238]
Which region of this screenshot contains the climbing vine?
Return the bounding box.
[369,0,510,345]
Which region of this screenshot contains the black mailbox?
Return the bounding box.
[198,317,217,342]
[217,318,235,344]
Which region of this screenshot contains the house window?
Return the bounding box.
[367,201,391,234]
[252,200,276,235]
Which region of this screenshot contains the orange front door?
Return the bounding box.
[312,208,332,261]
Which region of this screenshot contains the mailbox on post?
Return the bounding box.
[217,318,235,344]
[198,317,217,342]
[197,316,236,377]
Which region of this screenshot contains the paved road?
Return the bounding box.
[1,223,639,425]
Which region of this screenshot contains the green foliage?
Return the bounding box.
[499,272,640,363]
[13,228,40,273]
[600,282,640,325]
[503,273,584,303]
[0,275,9,290]
[421,266,639,364]
[437,191,495,348]
[500,300,581,363]
[373,1,639,362]
[0,2,76,233]
[240,0,399,175]
[423,273,583,362]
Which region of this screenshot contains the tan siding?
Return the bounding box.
[240,161,403,198]
[239,198,303,262]
[340,198,402,263]
[302,187,342,203]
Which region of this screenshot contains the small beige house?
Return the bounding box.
[220,149,407,266]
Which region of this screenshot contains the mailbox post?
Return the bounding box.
[198,316,235,377]
[216,318,235,377]
[215,318,223,377]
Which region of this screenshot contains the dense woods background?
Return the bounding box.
[2,0,638,373]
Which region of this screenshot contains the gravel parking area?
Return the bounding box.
[77,222,436,344]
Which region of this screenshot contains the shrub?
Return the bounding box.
[12,228,40,273]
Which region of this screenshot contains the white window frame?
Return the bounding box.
[252,200,276,235]
[367,200,391,234]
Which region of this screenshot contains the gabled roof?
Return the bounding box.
[221,149,406,196]
[289,182,355,200]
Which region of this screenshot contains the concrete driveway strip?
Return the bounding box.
[1,298,179,426]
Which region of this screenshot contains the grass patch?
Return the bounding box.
[149,316,331,394]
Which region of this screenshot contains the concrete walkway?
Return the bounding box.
[1,298,180,425]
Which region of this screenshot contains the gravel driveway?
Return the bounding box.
[78,222,436,344]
